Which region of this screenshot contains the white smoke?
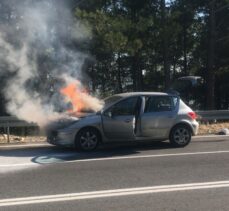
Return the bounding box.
[0,34,62,126]
[0,0,103,126]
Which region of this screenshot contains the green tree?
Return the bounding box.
[75,0,229,109]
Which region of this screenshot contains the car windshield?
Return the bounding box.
[104,96,123,107]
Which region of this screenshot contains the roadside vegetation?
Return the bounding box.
[74,0,229,110]
[0,0,228,114]
[1,121,229,144]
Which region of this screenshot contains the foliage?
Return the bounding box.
[75,0,229,109]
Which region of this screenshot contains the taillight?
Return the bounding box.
[188,112,197,120]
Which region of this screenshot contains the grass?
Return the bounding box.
[198,122,229,135]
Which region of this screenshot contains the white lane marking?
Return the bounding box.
[1,180,229,206]
[193,135,229,139]
[0,143,50,148]
[1,150,229,167]
[64,150,229,164]
[0,163,38,167]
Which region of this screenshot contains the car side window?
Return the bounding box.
[145,96,177,113]
[105,97,139,116]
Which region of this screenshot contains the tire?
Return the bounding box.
[75,128,100,151]
[169,124,192,147]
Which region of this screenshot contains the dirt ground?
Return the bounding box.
[0,122,229,144]
[0,134,46,144]
[198,122,229,135]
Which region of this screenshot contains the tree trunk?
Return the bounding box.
[101,62,106,94]
[206,0,216,110]
[136,54,143,91]
[132,53,143,91]
[117,53,123,93]
[183,23,188,75]
[161,0,170,90]
[132,55,137,91]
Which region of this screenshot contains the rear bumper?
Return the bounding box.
[191,121,199,136]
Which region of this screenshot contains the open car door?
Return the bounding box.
[102,96,142,141]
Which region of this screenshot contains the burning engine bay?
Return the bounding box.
[46,112,95,131]
[45,80,104,137]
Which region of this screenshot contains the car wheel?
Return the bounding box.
[75,128,100,151]
[169,125,191,147]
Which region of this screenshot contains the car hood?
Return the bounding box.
[46,112,101,134]
[67,113,101,129]
[46,116,79,132]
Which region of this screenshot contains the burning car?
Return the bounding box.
[47,92,199,151]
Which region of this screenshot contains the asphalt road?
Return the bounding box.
[1,136,229,211]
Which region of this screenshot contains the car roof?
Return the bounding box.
[102,92,179,111]
[114,92,173,98]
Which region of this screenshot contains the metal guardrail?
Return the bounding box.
[0,111,228,143]
[1,111,228,127]
[0,116,37,127]
[196,110,229,121]
[0,116,37,143]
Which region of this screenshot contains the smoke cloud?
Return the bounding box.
[0,0,103,126]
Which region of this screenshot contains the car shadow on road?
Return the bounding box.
[0,140,173,165]
[30,141,174,164]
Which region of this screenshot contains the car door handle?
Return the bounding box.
[167,115,173,118]
[124,119,131,123]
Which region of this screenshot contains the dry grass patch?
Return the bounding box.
[198,122,229,135]
[0,135,46,144]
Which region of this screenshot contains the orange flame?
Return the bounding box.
[60,81,88,113]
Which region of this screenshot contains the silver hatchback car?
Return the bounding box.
[47,92,199,151]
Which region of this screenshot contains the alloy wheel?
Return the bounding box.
[77,129,99,151]
[173,128,190,145]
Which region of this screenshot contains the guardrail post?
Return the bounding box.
[7,122,10,143]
